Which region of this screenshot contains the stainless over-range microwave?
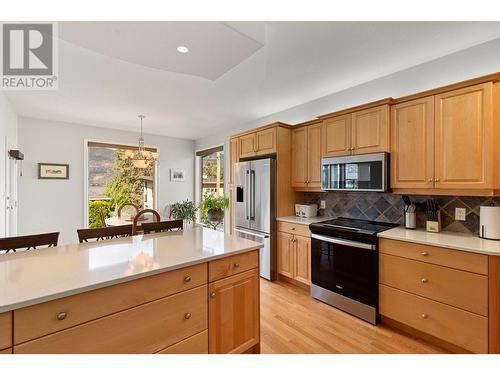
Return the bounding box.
[321,152,389,192]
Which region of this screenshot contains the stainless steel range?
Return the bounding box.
[309,217,398,324]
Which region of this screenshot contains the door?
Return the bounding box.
[255,128,276,155]
[391,97,435,189]
[307,123,322,188]
[322,114,351,157]
[277,231,294,278]
[5,138,18,237]
[294,235,311,285]
[249,159,274,234]
[291,127,308,187]
[434,83,493,189]
[209,269,260,354]
[238,134,256,158]
[233,161,251,229]
[351,105,390,155]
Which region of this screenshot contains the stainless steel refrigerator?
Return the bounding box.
[234,158,276,280]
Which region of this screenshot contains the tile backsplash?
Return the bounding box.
[302,192,500,235]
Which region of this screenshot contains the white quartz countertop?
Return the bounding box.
[378,227,500,256]
[0,227,262,313]
[277,216,332,226]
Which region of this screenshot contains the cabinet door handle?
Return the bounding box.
[56,312,67,321]
[428,178,433,182]
[233,262,240,268]
[184,275,192,283]
[421,251,428,257]
[210,292,216,299]
[184,313,192,320]
[421,278,428,283]
[421,313,428,319]
[434,178,440,182]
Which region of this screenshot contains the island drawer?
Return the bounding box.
[209,250,259,282]
[14,263,207,344]
[14,285,208,354]
[379,238,488,275]
[380,284,488,353]
[277,222,310,237]
[0,312,12,350]
[380,254,488,316]
[156,330,208,354]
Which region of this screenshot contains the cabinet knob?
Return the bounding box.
[210,292,216,298]
[421,251,428,257]
[434,178,440,182]
[184,275,192,283]
[421,313,428,319]
[421,278,428,283]
[428,178,433,182]
[56,312,67,321]
[184,312,192,320]
[233,262,240,268]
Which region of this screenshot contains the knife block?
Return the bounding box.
[426,210,442,233]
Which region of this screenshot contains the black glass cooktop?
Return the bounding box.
[318,217,398,235]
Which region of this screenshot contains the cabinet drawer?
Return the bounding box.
[14,263,207,344]
[277,221,310,237]
[0,312,12,350]
[380,285,488,353]
[14,285,208,354]
[156,330,208,354]
[380,254,488,316]
[209,250,258,282]
[379,238,488,275]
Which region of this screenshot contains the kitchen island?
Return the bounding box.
[0,227,263,354]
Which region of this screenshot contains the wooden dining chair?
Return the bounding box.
[117,203,140,218]
[77,224,133,243]
[141,219,183,234]
[0,232,59,254]
[132,209,160,235]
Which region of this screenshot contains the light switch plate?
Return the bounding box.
[455,207,466,221]
[320,200,326,209]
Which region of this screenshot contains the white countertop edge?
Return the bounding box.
[0,244,261,313]
[378,228,500,256]
[276,216,332,225]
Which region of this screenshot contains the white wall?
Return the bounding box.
[18,117,194,245]
[0,92,18,237]
[195,37,500,151]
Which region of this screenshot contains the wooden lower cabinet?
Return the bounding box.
[294,235,311,285]
[277,224,311,286]
[0,348,12,354]
[157,330,208,354]
[0,311,12,350]
[208,268,260,354]
[277,231,294,279]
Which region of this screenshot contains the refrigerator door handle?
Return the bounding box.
[245,170,250,220]
[250,170,256,220]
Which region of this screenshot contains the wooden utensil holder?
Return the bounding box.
[426,210,442,233]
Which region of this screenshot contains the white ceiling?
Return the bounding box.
[6,21,500,140]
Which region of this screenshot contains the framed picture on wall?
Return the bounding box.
[170,168,185,182]
[38,163,69,180]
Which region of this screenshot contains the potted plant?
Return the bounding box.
[170,199,197,228]
[199,193,229,230]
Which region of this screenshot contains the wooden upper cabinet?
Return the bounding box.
[229,138,239,185]
[208,269,259,354]
[434,83,493,189]
[238,133,257,158]
[391,97,435,189]
[294,235,311,285]
[351,104,390,155]
[291,127,308,187]
[307,123,322,188]
[322,114,351,157]
[255,128,276,155]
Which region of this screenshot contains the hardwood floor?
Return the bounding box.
[260,279,449,354]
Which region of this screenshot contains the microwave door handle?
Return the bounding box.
[250,170,255,220]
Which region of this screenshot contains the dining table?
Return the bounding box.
[104,215,171,227]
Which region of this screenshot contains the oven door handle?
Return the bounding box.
[311,234,376,250]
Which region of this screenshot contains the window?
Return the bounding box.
[86,141,157,228]
[197,146,224,200]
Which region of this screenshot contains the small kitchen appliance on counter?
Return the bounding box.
[295,203,318,218]
[479,204,500,240]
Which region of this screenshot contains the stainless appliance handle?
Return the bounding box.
[245,170,250,220]
[235,228,270,239]
[250,170,256,220]
[311,233,376,250]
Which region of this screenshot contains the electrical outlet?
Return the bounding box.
[320,200,326,209]
[455,207,466,221]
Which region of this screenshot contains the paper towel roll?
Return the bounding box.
[479,206,500,240]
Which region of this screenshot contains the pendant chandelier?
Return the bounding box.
[125,115,159,169]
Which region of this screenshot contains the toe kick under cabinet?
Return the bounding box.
[379,239,500,353]
[7,250,260,354]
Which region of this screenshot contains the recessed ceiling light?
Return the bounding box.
[176,46,189,54]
